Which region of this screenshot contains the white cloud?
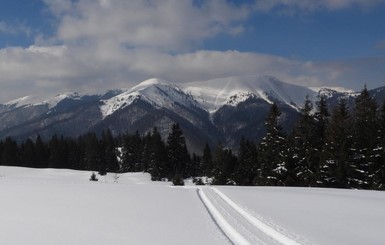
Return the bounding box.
[50,0,251,52]
[0,0,384,103]
[0,21,31,36]
[254,0,385,12]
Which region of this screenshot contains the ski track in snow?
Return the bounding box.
[198,187,302,245]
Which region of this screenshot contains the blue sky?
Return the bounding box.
[0,0,385,102]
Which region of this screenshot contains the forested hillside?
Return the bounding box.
[1,86,385,190]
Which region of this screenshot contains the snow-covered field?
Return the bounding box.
[1,167,384,245]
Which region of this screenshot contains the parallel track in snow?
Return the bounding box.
[198,187,302,245]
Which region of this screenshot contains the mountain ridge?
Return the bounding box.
[1,75,384,153]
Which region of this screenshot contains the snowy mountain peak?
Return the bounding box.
[5,95,41,108]
[131,78,171,91]
[100,78,200,118]
[183,75,316,112]
[41,92,82,109]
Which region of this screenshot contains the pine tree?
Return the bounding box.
[374,100,385,189]
[148,127,168,180]
[166,123,190,179]
[101,129,119,173]
[350,86,379,189]
[314,95,330,186]
[258,103,287,186]
[235,137,258,185]
[212,144,237,185]
[290,96,319,186]
[201,143,213,177]
[324,99,353,188]
[83,133,101,171]
[48,135,69,169]
[0,140,4,166]
[121,131,142,172]
[35,135,49,168]
[20,138,36,167]
[1,137,19,166]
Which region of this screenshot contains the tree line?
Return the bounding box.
[1,86,385,189]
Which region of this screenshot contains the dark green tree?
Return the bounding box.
[258,103,287,186]
[1,137,19,166]
[166,123,190,179]
[290,96,319,186]
[121,131,142,172]
[101,129,119,173]
[48,135,69,169]
[313,95,330,186]
[374,100,385,189]
[235,137,258,186]
[148,127,168,180]
[20,138,36,168]
[324,99,353,188]
[350,86,379,189]
[201,143,213,177]
[83,133,101,171]
[35,135,49,168]
[212,143,238,185]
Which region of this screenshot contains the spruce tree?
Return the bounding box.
[258,103,287,186]
[121,131,142,172]
[148,127,168,180]
[83,133,101,171]
[314,95,330,186]
[20,138,36,168]
[350,86,379,189]
[201,143,213,177]
[374,100,385,189]
[35,135,49,168]
[166,123,190,179]
[212,144,237,185]
[101,129,120,173]
[290,96,319,186]
[236,137,258,185]
[1,137,19,166]
[324,99,352,188]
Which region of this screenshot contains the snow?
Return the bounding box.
[100,78,201,118]
[309,86,355,94]
[0,167,226,245]
[41,92,82,109]
[1,167,385,245]
[5,95,43,108]
[211,188,300,245]
[4,92,82,109]
[217,186,385,245]
[183,75,317,112]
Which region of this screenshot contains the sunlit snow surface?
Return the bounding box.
[184,75,316,113]
[1,166,385,245]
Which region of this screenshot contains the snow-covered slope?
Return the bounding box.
[1,166,385,245]
[5,92,83,109]
[100,78,201,118]
[183,75,317,112]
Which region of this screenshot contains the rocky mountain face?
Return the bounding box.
[1,76,384,153]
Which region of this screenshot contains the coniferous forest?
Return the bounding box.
[1,86,385,190]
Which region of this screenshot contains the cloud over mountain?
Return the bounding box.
[0,0,384,103]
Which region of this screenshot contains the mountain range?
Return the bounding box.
[1,75,384,153]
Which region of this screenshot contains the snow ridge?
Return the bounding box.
[212,188,302,245]
[100,78,201,118]
[4,92,83,109]
[198,188,251,245]
[183,75,317,112]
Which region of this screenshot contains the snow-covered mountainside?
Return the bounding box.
[5,92,83,109]
[100,78,201,118]
[183,75,317,112]
[1,75,381,151]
